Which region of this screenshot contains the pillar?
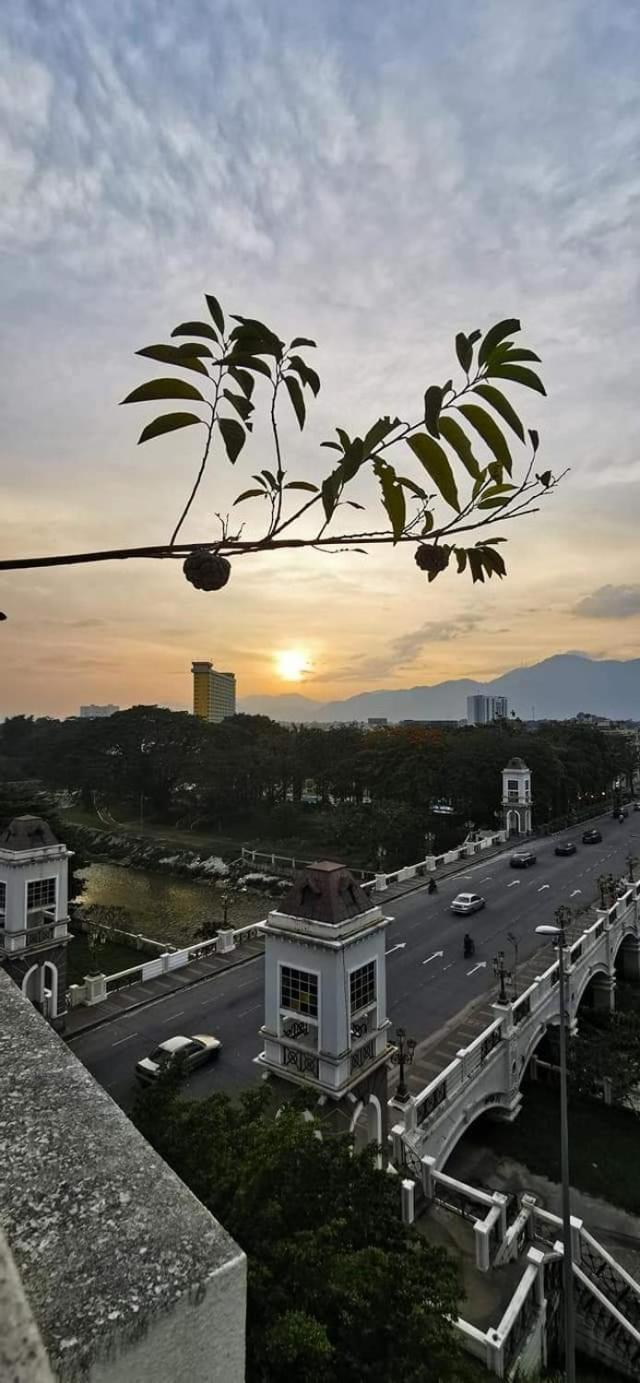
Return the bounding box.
[619,937,640,982]
[591,973,616,1013]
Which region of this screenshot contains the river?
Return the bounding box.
[78,863,270,946]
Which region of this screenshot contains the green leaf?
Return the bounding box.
[321,472,341,522]
[222,352,272,379]
[472,468,487,500]
[537,470,552,488]
[122,377,205,405]
[397,476,428,500]
[468,329,482,346]
[320,441,343,451]
[205,294,225,335]
[288,356,321,396]
[284,481,319,492]
[251,474,268,488]
[284,375,306,430]
[218,417,246,463]
[487,364,547,396]
[438,417,481,479]
[407,434,460,511]
[363,416,399,454]
[136,344,208,375]
[455,332,473,374]
[467,549,486,583]
[478,318,521,366]
[422,511,434,534]
[171,321,219,343]
[227,367,255,399]
[223,389,253,421]
[377,466,406,542]
[234,489,267,504]
[175,342,214,358]
[338,438,364,482]
[290,336,317,349]
[481,483,516,498]
[479,536,507,545]
[529,429,539,453]
[477,495,511,509]
[336,428,351,453]
[478,546,506,577]
[229,320,283,357]
[472,384,525,444]
[424,385,443,439]
[345,500,365,510]
[457,404,513,474]
[498,347,541,364]
[138,412,202,444]
[455,549,467,574]
[261,470,278,489]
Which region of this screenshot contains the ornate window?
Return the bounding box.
[27,878,56,912]
[280,965,318,1018]
[350,960,376,1016]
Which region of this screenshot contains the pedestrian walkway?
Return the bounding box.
[64,937,264,1038]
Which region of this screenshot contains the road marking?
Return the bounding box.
[238,1004,261,1018]
[236,979,256,990]
[467,962,487,976]
[570,889,582,898]
[538,884,550,892]
[386,942,407,956]
[111,1032,139,1047]
[422,950,444,966]
[482,875,493,881]
[507,880,520,888]
[442,962,453,972]
[161,1010,184,1023]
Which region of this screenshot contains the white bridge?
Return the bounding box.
[390,880,640,1378]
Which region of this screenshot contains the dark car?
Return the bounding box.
[555,840,577,856]
[510,850,536,868]
[582,828,602,845]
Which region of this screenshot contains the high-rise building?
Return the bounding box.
[192,662,236,723]
[79,704,119,719]
[466,694,508,725]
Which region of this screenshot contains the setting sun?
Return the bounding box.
[275,648,312,682]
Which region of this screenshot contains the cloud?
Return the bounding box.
[573,586,640,620]
[331,615,482,682]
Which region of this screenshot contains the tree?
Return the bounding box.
[134,1078,471,1383]
[0,300,562,618]
[569,1008,640,1108]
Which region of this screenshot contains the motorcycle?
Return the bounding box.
[463,934,475,959]
[428,878,438,895]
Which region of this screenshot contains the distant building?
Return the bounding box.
[79,704,119,719]
[367,717,388,729]
[192,661,236,723]
[466,694,508,725]
[400,719,462,729]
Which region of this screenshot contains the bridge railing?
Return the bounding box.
[67,920,267,1008]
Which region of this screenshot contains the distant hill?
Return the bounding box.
[238,654,640,724]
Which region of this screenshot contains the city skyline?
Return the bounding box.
[2,3,640,717]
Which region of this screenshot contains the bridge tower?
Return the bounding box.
[0,816,71,1030]
[257,860,393,1155]
[502,757,533,836]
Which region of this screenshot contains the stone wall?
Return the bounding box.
[0,969,246,1382]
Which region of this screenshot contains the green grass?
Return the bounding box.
[470,1082,640,1215]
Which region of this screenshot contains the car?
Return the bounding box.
[135,1034,222,1083]
[634,802,640,812]
[510,850,536,868]
[612,806,629,819]
[582,828,602,845]
[450,892,485,915]
[555,840,577,856]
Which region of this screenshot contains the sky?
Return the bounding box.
[1,0,640,717]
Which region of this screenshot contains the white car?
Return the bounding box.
[450,892,485,916]
[135,1033,222,1083]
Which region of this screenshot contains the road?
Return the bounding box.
[68,810,640,1108]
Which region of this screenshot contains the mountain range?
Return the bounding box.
[238,655,640,724]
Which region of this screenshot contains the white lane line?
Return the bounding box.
[111,1032,139,1047]
[161,1010,184,1023]
[422,950,444,966]
[386,942,407,956]
[467,962,487,976]
[482,875,494,881]
[442,962,453,972]
[236,978,256,990]
[507,880,520,888]
[538,884,550,892]
[238,1004,261,1018]
[570,889,582,898]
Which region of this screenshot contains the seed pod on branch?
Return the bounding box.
[183,551,231,591]
[414,544,450,579]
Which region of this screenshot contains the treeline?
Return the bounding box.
[0,708,633,868]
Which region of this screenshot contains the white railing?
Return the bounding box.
[374,831,507,892]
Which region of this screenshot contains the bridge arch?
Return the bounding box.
[612,927,639,965]
[439,1089,517,1168]
[573,962,612,1013]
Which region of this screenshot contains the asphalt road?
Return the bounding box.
[68,809,640,1109]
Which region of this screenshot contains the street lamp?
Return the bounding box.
[391,1026,417,1102]
[507,931,519,999]
[627,854,637,884]
[536,911,576,1383]
[493,949,512,1005]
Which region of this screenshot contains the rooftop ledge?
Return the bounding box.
[0,969,246,1383]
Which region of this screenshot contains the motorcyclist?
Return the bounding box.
[428,877,438,895]
[463,933,475,958]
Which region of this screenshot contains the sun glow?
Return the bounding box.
[275,648,312,682]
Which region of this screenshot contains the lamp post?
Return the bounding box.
[507,931,519,999]
[536,911,576,1383]
[627,854,637,884]
[493,949,512,1005]
[391,1026,417,1102]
